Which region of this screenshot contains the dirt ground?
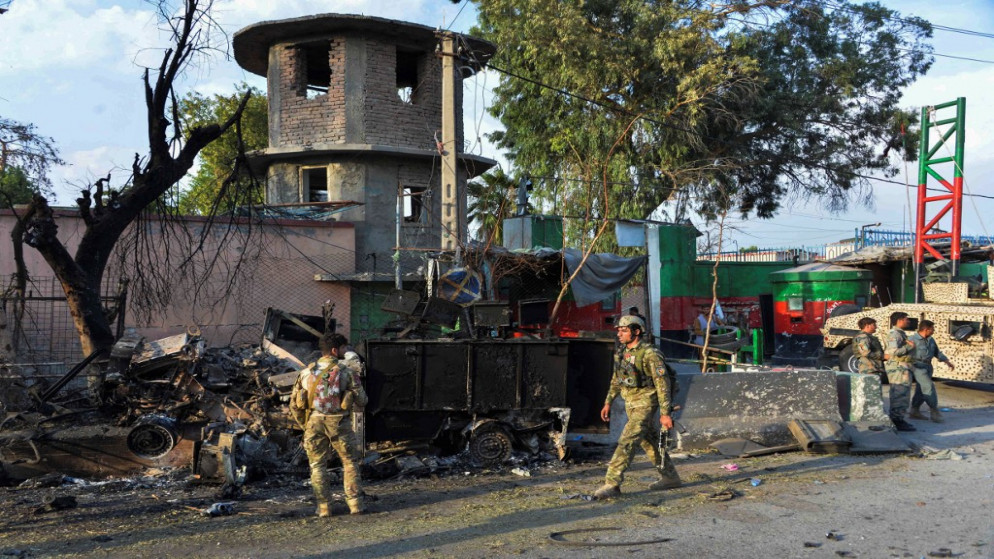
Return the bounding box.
[2,381,993,559]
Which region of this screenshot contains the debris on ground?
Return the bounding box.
[920,448,966,461]
[202,502,235,517]
[32,495,77,514]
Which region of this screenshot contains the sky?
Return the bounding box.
[2,0,994,252]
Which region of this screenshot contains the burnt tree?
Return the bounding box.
[11,0,250,360]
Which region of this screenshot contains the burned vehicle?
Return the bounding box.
[0,295,615,483]
[360,338,612,464]
[822,280,994,383]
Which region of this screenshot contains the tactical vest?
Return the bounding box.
[615,344,679,395]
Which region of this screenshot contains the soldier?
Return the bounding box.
[593,315,681,500]
[908,319,954,423]
[853,317,885,376]
[289,332,368,517]
[884,312,917,432]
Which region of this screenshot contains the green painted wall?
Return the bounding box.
[695,261,794,298]
[772,278,870,302]
[657,223,699,296]
[656,223,796,299]
[532,215,564,249]
[350,283,411,345]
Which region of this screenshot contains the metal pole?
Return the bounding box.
[914,105,929,303]
[951,97,966,276]
[396,182,403,290]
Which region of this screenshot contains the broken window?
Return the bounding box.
[302,167,328,202]
[949,319,986,341]
[296,41,331,99]
[403,186,426,223]
[396,48,420,104]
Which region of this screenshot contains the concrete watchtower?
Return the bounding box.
[233,15,496,276]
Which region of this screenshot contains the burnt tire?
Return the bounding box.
[707,326,740,345]
[469,427,513,465]
[829,304,861,318]
[838,344,859,373]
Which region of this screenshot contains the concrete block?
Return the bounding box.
[835,372,889,422]
[672,370,842,449]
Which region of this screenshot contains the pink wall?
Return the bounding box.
[0,209,355,356]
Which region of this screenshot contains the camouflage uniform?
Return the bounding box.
[909,332,948,412]
[852,331,885,375]
[603,341,679,488]
[291,355,368,514]
[884,327,915,421]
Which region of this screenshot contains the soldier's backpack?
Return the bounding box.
[636,347,680,396]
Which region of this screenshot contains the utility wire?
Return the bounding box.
[816,0,994,41]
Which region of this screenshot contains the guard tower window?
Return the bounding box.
[396,48,420,104]
[297,42,331,99]
[302,167,328,202]
[403,186,426,223]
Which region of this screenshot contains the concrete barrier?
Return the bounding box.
[673,370,842,449]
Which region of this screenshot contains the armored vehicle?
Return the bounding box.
[821,278,994,383]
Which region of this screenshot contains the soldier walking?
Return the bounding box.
[908,319,954,423]
[290,333,368,517]
[884,312,917,432]
[593,315,681,500]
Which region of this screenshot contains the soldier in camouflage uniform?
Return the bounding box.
[593,315,681,500]
[908,319,954,423]
[884,312,917,432]
[290,333,369,517]
[853,317,885,376]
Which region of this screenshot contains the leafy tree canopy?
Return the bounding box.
[474,0,932,232]
[468,167,517,246]
[0,117,63,197]
[176,83,268,214]
[0,166,36,209]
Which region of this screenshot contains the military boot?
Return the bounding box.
[316,503,331,518]
[892,417,917,432]
[908,406,927,420]
[592,484,621,500]
[649,474,682,491]
[930,408,945,423]
[348,498,366,515]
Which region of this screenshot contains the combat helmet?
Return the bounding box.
[616,315,646,331]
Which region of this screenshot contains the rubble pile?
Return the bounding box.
[0,332,309,485]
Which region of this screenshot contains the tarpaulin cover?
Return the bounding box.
[563,249,646,307]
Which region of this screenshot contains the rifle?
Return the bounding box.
[658,417,688,454]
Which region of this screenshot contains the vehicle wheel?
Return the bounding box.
[829,304,861,318]
[469,427,513,465]
[838,344,859,373]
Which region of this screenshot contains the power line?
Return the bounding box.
[483,61,994,202]
[817,0,994,41]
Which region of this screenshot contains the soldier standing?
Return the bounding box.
[593,315,681,500]
[290,333,368,517]
[884,312,917,432]
[908,319,954,423]
[853,317,885,376]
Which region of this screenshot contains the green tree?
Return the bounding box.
[475,0,931,239]
[467,167,516,246]
[0,117,63,197]
[0,166,36,208]
[176,83,268,214]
